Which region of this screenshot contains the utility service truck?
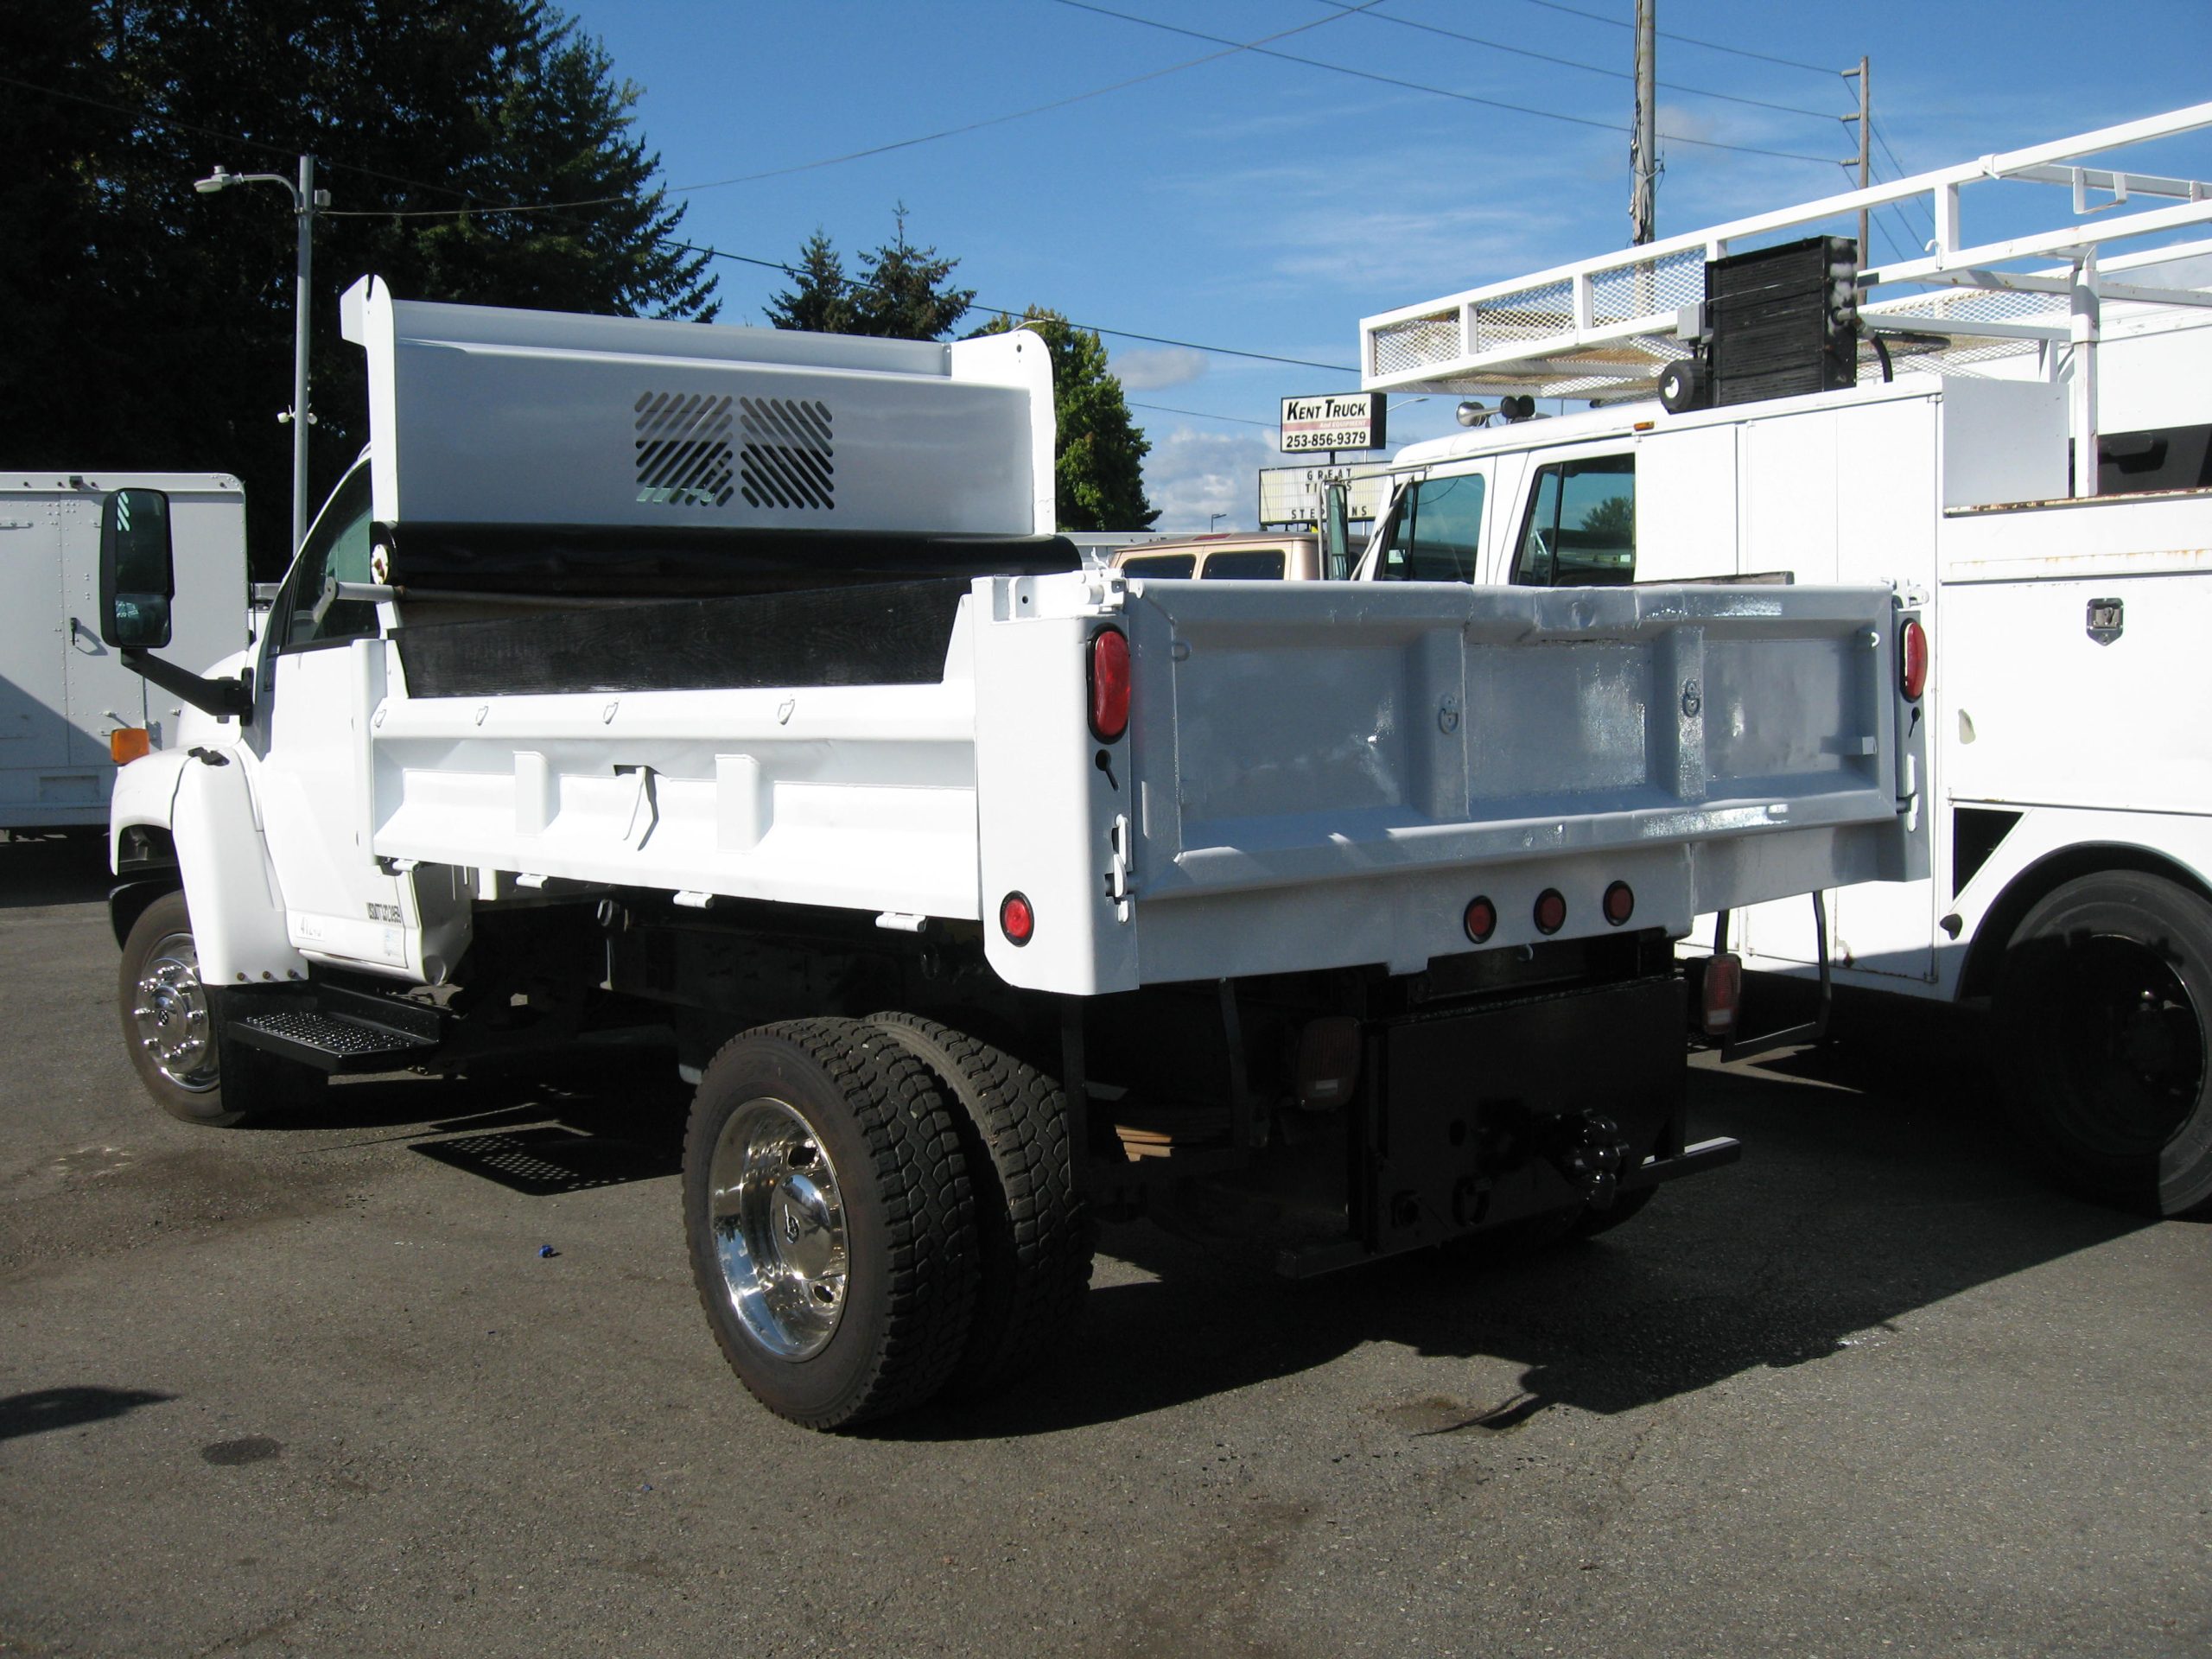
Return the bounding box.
[1351,102,2212,1218]
[96,276,1925,1428]
[2,473,247,832]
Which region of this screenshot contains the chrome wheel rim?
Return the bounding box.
[132,931,219,1093]
[709,1097,849,1359]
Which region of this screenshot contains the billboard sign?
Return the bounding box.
[1256,463,1396,527]
[1279,391,1387,454]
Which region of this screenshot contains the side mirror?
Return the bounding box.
[99,487,175,650]
[1321,481,1351,582]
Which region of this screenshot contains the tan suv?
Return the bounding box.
[1111,532,1325,582]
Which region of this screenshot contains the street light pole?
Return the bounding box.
[194,155,330,556]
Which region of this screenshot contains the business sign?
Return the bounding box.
[1256,463,1396,527]
[1279,391,1387,454]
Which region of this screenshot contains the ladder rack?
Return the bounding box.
[1360,101,2212,404]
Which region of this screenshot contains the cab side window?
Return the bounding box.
[277,466,378,651]
[1511,454,1635,586]
[1376,472,1485,582]
[1121,553,1197,579]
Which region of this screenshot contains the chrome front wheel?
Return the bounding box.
[130,931,219,1093]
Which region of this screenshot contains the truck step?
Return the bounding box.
[227,1007,441,1074]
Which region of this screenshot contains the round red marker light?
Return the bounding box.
[1603,881,1635,926]
[1533,889,1567,936]
[999,892,1035,946]
[1464,895,1497,944]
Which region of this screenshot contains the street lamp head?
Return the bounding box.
[194,168,235,194]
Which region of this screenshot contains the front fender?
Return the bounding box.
[108,748,193,872]
[170,754,308,986]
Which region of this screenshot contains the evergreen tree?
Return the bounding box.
[764,231,856,333]
[852,207,975,341]
[0,0,717,573]
[975,308,1159,532]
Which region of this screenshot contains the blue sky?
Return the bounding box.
[568,1,2212,530]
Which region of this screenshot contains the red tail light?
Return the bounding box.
[1533,888,1567,936]
[1089,628,1130,741]
[1900,618,1928,702]
[1000,892,1034,946]
[1463,895,1497,944]
[1603,881,1635,926]
[1702,952,1742,1038]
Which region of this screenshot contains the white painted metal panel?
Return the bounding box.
[1939,566,2212,815]
[3,474,247,830]
[1635,424,1737,582]
[340,276,1052,539]
[1940,378,2068,509]
[1739,408,1842,584]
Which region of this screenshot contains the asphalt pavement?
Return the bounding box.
[1,833,2205,1658]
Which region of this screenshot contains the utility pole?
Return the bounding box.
[1630,0,1657,244]
[194,156,330,555]
[1842,57,1871,263]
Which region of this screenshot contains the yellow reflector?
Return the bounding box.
[111,728,151,764]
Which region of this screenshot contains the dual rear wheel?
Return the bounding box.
[682,1015,1092,1430]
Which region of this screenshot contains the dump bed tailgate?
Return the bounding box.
[974,575,1923,992]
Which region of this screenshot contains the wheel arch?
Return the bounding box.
[1959,842,2212,1000]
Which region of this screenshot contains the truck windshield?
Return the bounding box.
[1376,473,1484,582]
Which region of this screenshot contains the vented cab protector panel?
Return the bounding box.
[340,276,1055,540]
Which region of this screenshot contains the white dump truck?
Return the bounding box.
[1,472,247,832]
[97,276,1925,1427]
[1353,102,2212,1219]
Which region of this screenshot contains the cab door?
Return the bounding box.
[250,465,457,980]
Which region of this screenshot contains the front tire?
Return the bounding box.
[117,889,323,1128]
[1994,871,2212,1217]
[683,1019,980,1429]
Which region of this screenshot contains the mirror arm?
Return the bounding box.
[120,650,255,726]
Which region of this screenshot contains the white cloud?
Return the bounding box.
[1113,346,1209,391]
[1142,429,1277,534]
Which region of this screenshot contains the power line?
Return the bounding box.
[1055,1,1842,164]
[324,2,1393,220]
[1312,2,1846,123]
[1510,0,1840,78]
[1129,401,1278,427]
[674,243,1362,374]
[1871,118,1937,234]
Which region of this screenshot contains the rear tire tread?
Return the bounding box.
[684,1017,979,1429]
[868,1013,1094,1394]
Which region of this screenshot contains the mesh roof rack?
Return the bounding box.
[1360,101,2212,402]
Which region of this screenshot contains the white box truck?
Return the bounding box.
[93,276,1924,1428]
[1355,101,2212,1217]
[1,472,248,832]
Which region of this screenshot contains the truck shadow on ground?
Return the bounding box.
[897,1008,2156,1440]
[272,1058,690,1195]
[0,832,114,910]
